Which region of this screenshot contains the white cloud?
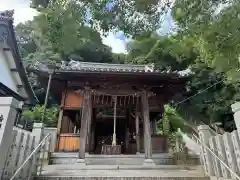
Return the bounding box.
[0,0,37,25]
[102,32,127,54]
[1,0,127,53]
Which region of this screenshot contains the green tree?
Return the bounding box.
[30,0,168,36]
[127,32,238,132]
[126,34,193,70]
[172,0,240,78]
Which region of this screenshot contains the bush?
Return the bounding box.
[22,105,59,127]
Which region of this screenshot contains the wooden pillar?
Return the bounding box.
[125,126,129,153]
[88,108,96,153]
[112,97,117,145]
[152,119,157,135]
[135,111,140,154]
[78,88,91,163]
[86,101,93,153]
[57,109,64,135]
[141,91,155,165]
[56,110,63,151]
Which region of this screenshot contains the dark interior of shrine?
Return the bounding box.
[63,108,163,154]
[94,118,127,154]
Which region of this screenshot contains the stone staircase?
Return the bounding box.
[50,153,200,165]
[34,164,209,180]
[33,153,208,180]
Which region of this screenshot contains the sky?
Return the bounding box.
[0,0,174,54]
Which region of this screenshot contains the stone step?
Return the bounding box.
[34,166,208,180]
[35,177,210,180]
[41,164,198,171]
[50,153,200,165]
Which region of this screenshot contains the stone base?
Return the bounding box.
[143,159,156,166]
[136,152,140,155]
[76,159,86,166]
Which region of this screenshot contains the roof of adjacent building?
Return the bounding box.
[0,10,37,104]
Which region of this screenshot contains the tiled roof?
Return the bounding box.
[34,60,191,77]
[0,10,14,20]
[59,60,191,76]
[60,60,155,73]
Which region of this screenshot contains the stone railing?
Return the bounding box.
[1,123,57,180]
[197,102,240,179]
[0,97,57,180]
[10,132,52,180]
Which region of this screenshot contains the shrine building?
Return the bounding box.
[34,61,188,164]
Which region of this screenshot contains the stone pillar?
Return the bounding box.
[141,91,155,166]
[231,130,240,177]
[222,133,239,179]
[32,123,44,147]
[0,97,19,177]
[198,125,215,176]
[231,102,240,129]
[231,102,240,178]
[78,88,91,165]
[43,127,57,152]
[209,136,222,177]
[135,112,140,154]
[215,135,230,178]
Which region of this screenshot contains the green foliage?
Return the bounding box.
[22,105,59,127]
[127,31,237,132]
[160,105,188,133]
[158,105,189,151]
[30,0,169,36]
[179,61,238,127]
[172,0,240,78]
[126,34,193,70]
[15,4,127,105]
[15,0,240,134]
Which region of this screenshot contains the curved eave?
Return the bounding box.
[0,82,25,101]
[0,14,38,105]
[34,68,190,83]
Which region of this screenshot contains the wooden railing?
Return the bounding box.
[57,133,80,152]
